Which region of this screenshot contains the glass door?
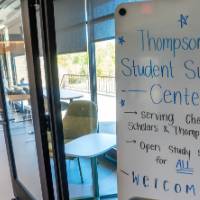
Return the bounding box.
[0,0,54,199]
[38,0,117,199]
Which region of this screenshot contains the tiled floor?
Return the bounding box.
[0,91,117,199]
[0,112,117,200]
[65,156,117,199]
[0,133,14,200]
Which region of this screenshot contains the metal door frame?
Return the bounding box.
[37,0,69,199]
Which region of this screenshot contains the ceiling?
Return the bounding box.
[0,0,21,33]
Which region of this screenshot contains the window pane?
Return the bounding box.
[96,40,116,134]
[0,1,42,199]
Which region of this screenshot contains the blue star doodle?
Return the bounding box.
[120,99,126,107]
[118,36,126,46]
[178,14,189,28]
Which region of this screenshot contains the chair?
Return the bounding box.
[62,100,98,140]
[63,100,98,183]
[48,100,98,183]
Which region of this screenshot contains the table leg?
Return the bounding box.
[20,100,24,112]
[91,157,100,199]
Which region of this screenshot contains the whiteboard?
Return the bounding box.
[116,0,200,199]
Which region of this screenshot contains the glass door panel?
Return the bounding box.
[0,1,43,199]
[52,1,94,199]
[51,1,117,199]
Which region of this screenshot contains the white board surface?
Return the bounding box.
[116,0,200,199]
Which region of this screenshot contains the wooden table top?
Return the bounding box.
[8,94,30,101]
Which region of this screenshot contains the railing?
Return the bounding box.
[60,74,116,95]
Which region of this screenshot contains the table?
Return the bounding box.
[7,89,83,103]
[59,89,83,102]
[7,94,30,101]
[43,89,83,103]
[8,94,30,112]
[65,133,117,199]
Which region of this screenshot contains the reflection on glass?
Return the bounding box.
[53,0,117,198]
[0,1,42,199]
